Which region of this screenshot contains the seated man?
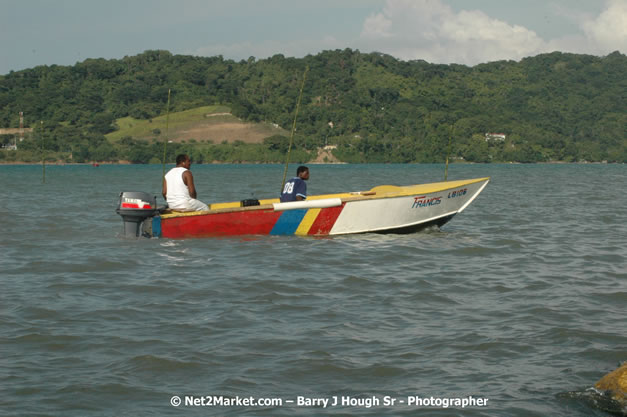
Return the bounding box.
[162,154,209,211]
[280,166,309,202]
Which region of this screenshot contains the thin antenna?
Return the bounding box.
[281,66,308,191]
[18,111,24,145]
[162,88,171,182]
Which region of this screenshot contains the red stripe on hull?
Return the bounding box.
[308,204,345,235]
[161,209,283,238]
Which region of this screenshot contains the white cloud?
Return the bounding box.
[357,0,626,65]
[582,0,627,53]
[358,0,545,64]
[361,12,394,39]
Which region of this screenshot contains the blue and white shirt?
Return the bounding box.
[280,177,307,202]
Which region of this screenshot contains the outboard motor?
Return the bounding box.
[116,191,157,237]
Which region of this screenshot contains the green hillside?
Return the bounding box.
[1,49,625,163]
[107,105,287,143]
[108,105,228,141]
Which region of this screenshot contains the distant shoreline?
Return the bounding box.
[0,160,619,166]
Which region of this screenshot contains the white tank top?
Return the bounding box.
[165,167,191,209]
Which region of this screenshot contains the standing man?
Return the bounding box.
[162,154,209,211]
[280,166,309,202]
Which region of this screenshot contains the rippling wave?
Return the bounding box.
[1,163,625,416]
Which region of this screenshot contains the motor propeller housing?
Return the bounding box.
[116,191,157,237]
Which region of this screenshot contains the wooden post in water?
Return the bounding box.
[445,126,453,181]
[41,121,45,184]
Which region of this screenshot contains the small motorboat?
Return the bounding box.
[116,177,489,238]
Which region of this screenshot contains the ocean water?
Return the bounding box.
[0,163,625,417]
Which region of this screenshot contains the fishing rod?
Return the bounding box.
[161,88,171,183]
[281,66,309,191]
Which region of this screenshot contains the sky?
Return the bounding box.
[1,0,626,75]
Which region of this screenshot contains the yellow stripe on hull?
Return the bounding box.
[294,208,321,235]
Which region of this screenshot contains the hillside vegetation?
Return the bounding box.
[0,49,625,163]
[107,105,286,143]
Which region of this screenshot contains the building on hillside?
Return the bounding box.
[485,133,506,142]
[0,112,31,150]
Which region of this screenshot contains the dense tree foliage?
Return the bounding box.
[1,49,625,163]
